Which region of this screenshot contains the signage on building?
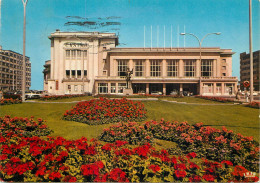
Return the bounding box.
[64,42,88,48]
[56,80,59,90]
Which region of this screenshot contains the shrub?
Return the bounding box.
[144,119,259,172]
[0,116,53,137]
[0,98,22,105]
[3,94,21,100]
[247,102,260,109]
[99,122,153,145]
[63,98,147,125]
[40,94,88,101]
[195,95,235,102]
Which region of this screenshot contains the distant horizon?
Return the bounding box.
[1,0,259,90]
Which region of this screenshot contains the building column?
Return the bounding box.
[129,59,134,71]
[199,82,203,95]
[115,83,118,94]
[145,59,150,77]
[108,82,111,94]
[162,59,167,77]
[95,82,98,95]
[180,83,183,94]
[213,59,217,77]
[234,82,238,94]
[179,59,183,77]
[213,83,216,95]
[221,83,225,95]
[146,83,149,94]
[196,59,200,77]
[163,83,166,95]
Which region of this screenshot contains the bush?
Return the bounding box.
[99,122,153,145]
[0,116,53,137]
[0,98,22,105]
[195,95,235,102]
[144,119,259,172]
[0,118,258,182]
[3,94,21,100]
[247,102,260,109]
[63,98,147,125]
[40,94,88,101]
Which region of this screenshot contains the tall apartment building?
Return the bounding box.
[44,31,238,96]
[0,46,31,92]
[240,50,260,91]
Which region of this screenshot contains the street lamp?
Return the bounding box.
[180,32,221,66]
[22,0,28,101]
[249,0,253,102]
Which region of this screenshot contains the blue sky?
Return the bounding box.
[1,0,259,90]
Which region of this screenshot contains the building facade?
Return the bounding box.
[240,50,260,91]
[0,46,31,92]
[45,31,238,96]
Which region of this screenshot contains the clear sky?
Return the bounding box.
[1,0,259,90]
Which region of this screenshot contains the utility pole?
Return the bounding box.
[22,0,28,102]
[249,0,254,102]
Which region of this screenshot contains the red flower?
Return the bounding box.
[81,164,99,176]
[189,175,201,182]
[186,152,196,159]
[174,163,187,170]
[108,168,129,182]
[202,174,215,182]
[149,164,161,173]
[49,171,61,180]
[189,162,200,170]
[221,160,233,166]
[175,170,187,178]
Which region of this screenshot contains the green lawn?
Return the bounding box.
[159,96,235,104]
[0,100,259,142]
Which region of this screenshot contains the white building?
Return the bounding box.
[45,30,238,96]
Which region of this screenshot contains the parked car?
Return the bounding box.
[151,91,162,95]
[183,91,193,96]
[138,90,146,95]
[25,91,41,99]
[170,90,178,95]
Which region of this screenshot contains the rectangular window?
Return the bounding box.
[103,70,107,76]
[98,83,108,94]
[150,59,161,77]
[222,73,226,76]
[71,50,76,58]
[167,59,178,77]
[71,70,76,78]
[216,83,221,94]
[203,83,213,94]
[118,83,127,94]
[222,66,226,70]
[66,70,70,78]
[134,60,145,77]
[68,85,71,90]
[201,59,213,77]
[184,60,196,77]
[77,50,81,58]
[111,83,116,94]
[117,59,128,77]
[222,59,226,63]
[83,50,87,58]
[77,70,81,78]
[74,85,78,91]
[66,50,70,58]
[84,70,87,77]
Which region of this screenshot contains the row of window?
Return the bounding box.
[98,83,126,94]
[202,83,235,94]
[66,70,87,78]
[65,50,87,59]
[117,59,215,77]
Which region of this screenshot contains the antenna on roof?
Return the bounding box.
[177,25,179,48]
[151,25,152,49]
[164,25,165,49]
[157,25,159,48]
[144,25,145,48]
[184,25,186,48]
[171,25,172,49]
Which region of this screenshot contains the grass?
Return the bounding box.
[159,96,235,104]
[0,100,259,142]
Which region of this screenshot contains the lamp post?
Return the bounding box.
[180,32,221,95]
[22,0,28,101]
[180,32,221,66]
[249,0,253,102]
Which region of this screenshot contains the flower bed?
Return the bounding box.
[0,116,53,137]
[99,122,153,145]
[63,98,147,125]
[144,119,259,172]
[0,98,22,105]
[3,94,21,100]
[247,102,260,109]
[0,117,258,182]
[195,95,235,102]
[40,94,88,101]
